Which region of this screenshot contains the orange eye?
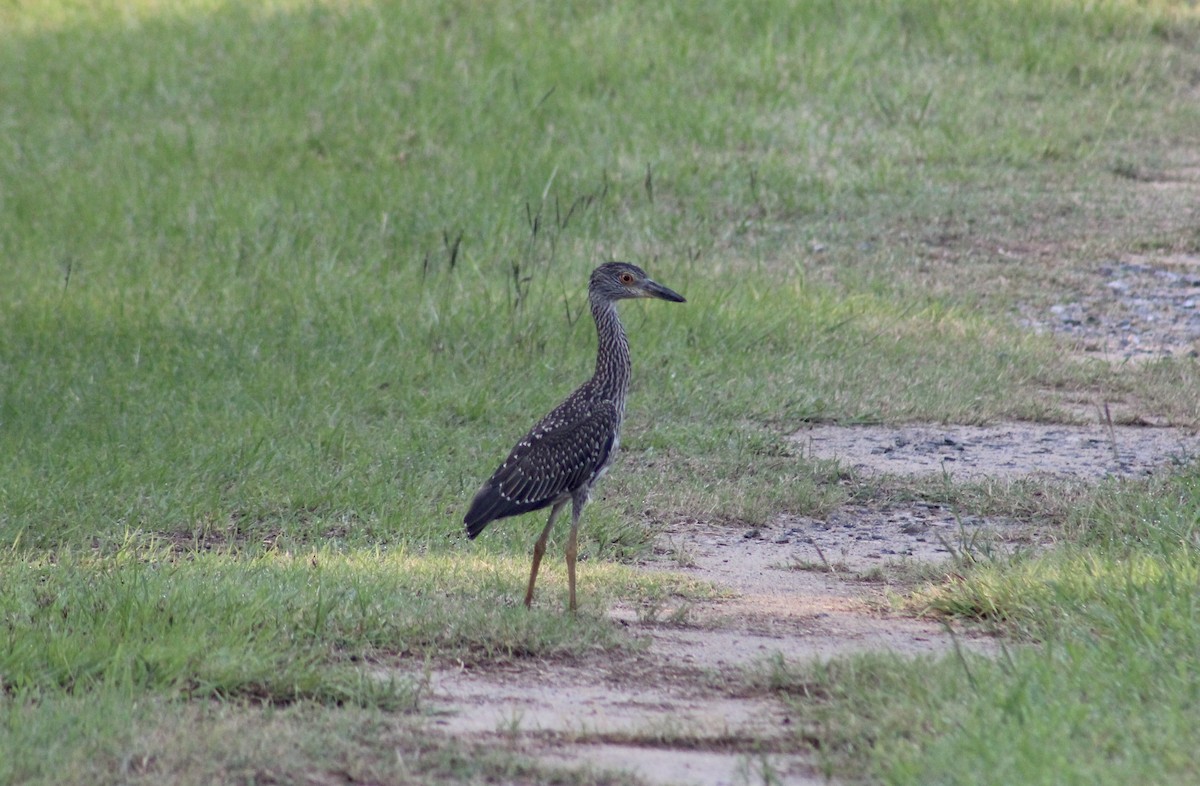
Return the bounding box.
[619,273,634,284]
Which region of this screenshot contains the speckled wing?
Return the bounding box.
[463,396,619,539]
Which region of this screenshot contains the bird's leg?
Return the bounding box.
[566,495,585,612]
[525,500,565,608]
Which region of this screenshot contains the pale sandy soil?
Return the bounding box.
[793,422,1200,481]
[426,514,996,786]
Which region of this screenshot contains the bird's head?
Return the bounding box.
[590,262,686,304]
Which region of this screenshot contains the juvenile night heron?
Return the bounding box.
[463,262,686,611]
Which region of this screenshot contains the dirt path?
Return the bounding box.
[419,419,1199,786]
[426,515,995,786]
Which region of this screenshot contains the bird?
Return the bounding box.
[463,262,686,611]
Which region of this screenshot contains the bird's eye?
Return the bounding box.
[619,273,635,284]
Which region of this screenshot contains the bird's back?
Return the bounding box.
[463,380,620,539]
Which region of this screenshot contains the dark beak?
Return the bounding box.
[643,279,686,303]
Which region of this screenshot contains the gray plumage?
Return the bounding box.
[463,262,685,610]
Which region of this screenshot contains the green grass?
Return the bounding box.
[3,0,1196,553]
[1,268,1060,552]
[2,0,1200,782]
[0,546,701,699]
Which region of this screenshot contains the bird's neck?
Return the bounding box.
[590,296,631,402]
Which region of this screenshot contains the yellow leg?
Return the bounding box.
[566,497,584,612]
[566,520,578,612]
[525,501,565,608]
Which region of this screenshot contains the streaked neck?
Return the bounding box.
[590,296,631,401]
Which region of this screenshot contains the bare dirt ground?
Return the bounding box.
[795,422,1200,482]
[426,515,999,786]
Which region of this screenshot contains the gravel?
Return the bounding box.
[1023,255,1200,361]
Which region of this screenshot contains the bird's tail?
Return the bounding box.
[463,484,502,540]
[464,514,491,540]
